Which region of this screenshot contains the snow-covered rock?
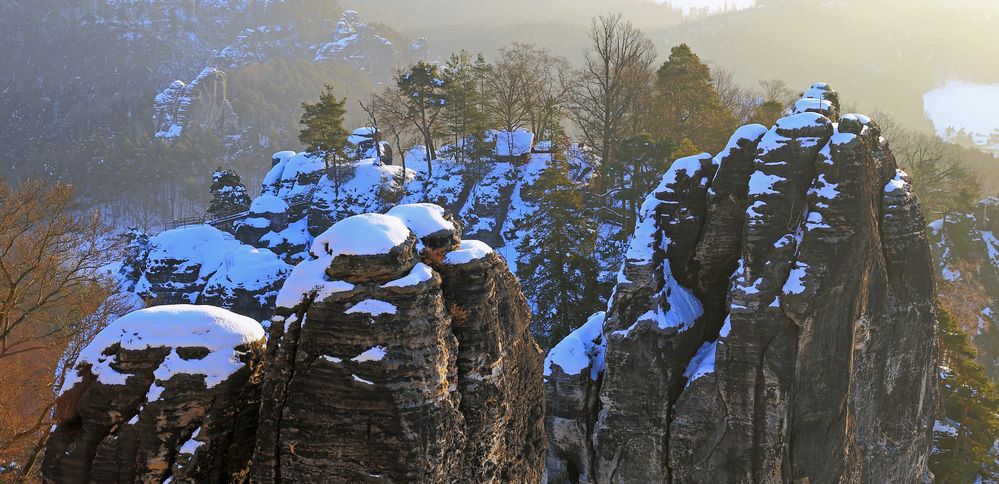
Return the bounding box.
[44,305,266,483]
[253,203,544,481]
[134,225,290,320]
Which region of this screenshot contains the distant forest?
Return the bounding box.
[1,0,997,229]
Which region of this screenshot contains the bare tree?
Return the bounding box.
[569,13,657,182]
[487,46,534,132]
[875,110,980,218]
[373,87,416,183]
[0,179,134,479]
[711,65,757,125]
[359,97,383,166]
[758,78,795,107]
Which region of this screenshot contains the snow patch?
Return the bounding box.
[345,299,397,316]
[444,240,494,265]
[544,312,606,380]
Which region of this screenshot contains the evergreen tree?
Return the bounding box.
[397,61,447,173]
[299,84,349,196]
[649,44,736,153]
[671,138,702,160]
[206,168,251,219]
[615,134,674,231]
[931,302,999,482]
[440,50,487,163]
[749,99,785,127]
[517,147,603,348]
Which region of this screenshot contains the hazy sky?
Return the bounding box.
[658,0,757,14]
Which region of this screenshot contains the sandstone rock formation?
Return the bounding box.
[154,67,239,140]
[545,84,938,483]
[235,194,290,246]
[250,203,545,482]
[134,225,290,321]
[43,305,266,483]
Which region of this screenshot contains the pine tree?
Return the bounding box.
[440,50,487,163]
[650,44,736,153]
[517,148,603,348]
[206,168,251,219]
[616,134,674,231]
[671,138,702,160]
[299,84,349,196]
[397,61,447,174]
[931,302,999,482]
[749,100,785,127]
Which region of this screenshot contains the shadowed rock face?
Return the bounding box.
[42,305,266,483]
[251,204,545,482]
[545,84,938,483]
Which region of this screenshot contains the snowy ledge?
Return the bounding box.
[444,240,494,265]
[61,305,264,395]
[544,312,606,380]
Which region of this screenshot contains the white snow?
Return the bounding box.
[312,213,412,259]
[884,170,910,193]
[683,341,717,386]
[249,194,288,214]
[62,305,263,394]
[444,240,494,265]
[809,174,839,199]
[352,374,375,385]
[775,112,829,131]
[830,132,857,146]
[345,299,398,316]
[544,312,606,380]
[981,231,999,263]
[625,154,709,263]
[934,419,959,437]
[381,263,434,288]
[805,211,831,231]
[713,124,768,169]
[840,113,871,125]
[178,427,203,455]
[941,266,961,282]
[202,245,291,304]
[273,256,355,309]
[494,130,535,157]
[747,171,783,196]
[351,346,387,363]
[719,315,732,339]
[385,203,456,238]
[783,262,810,295]
[793,98,833,114]
[802,82,831,100]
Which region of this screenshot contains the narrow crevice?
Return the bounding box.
[270,299,313,483]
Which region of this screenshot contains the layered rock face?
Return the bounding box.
[251,203,545,481]
[43,305,266,483]
[545,84,938,483]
